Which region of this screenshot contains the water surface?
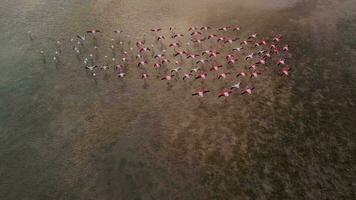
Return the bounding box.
[0,0,355,199]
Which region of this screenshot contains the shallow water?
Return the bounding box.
[0,0,355,199]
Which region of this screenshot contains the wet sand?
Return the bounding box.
[0,0,355,199]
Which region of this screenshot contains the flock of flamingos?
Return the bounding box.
[40,25,291,100]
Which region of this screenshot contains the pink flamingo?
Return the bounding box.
[218,26,230,31]
[236,71,247,77]
[208,34,217,39]
[161,74,175,81]
[87,29,100,34]
[192,89,210,97]
[241,87,255,95]
[137,60,148,67]
[209,65,223,71]
[250,71,261,78]
[218,72,231,79]
[172,34,184,38]
[195,73,208,80]
[280,67,291,76]
[183,73,193,80]
[141,73,149,79]
[218,89,233,98]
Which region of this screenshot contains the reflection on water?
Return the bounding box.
[0,0,355,199]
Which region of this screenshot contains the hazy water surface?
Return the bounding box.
[0,0,355,199]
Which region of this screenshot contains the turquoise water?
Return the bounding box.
[0,0,355,199]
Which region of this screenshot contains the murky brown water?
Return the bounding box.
[0,0,355,199]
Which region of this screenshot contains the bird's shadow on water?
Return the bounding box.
[118,78,127,90]
[75,54,81,62]
[143,81,149,89]
[54,60,61,69]
[166,83,173,91]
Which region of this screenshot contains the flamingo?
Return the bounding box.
[272,48,281,55]
[209,51,220,58]
[154,54,165,59]
[257,50,267,55]
[278,59,286,66]
[250,71,261,78]
[85,65,97,71]
[192,89,210,97]
[259,39,268,45]
[245,53,254,60]
[254,42,261,47]
[77,34,86,41]
[270,44,277,49]
[136,41,145,47]
[202,50,213,55]
[190,67,201,73]
[248,33,257,40]
[87,29,100,34]
[236,71,247,77]
[218,89,233,98]
[161,74,175,81]
[183,73,193,80]
[225,54,234,60]
[191,31,202,36]
[207,34,217,39]
[255,59,266,65]
[231,82,241,90]
[172,33,184,38]
[273,35,283,42]
[157,36,165,41]
[217,37,225,42]
[196,59,208,65]
[138,60,148,67]
[195,73,208,80]
[174,51,187,57]
[232,26,241,31]
[200,26,211,31]
[193,37,206,44]
[187,54,200,59]
[169,42,180,48]
[115,64,123,70]
[153,63,161,68]
[171,67,181,73]
[241,87,255,95]
[263,53,272,59]
[161,59,171,64]
[283,45,289,51]
[227,59,238,65]
[249,64,257,70]
[280,67,291,76]
[209,65,223,71]
[141,73,149,79]
[136,54,143,60]
[100,65,109,70]
[218,26,230,31]
[232,47,243,52]
[151,28,162,32]
[73,47,80,54]
[117,72,126,78]
[114,29,123,34]
[139,47,150,53]
[218,72,231,79]
[188,27,198,31]
[240,40,250,45]
[224,38,238,44]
